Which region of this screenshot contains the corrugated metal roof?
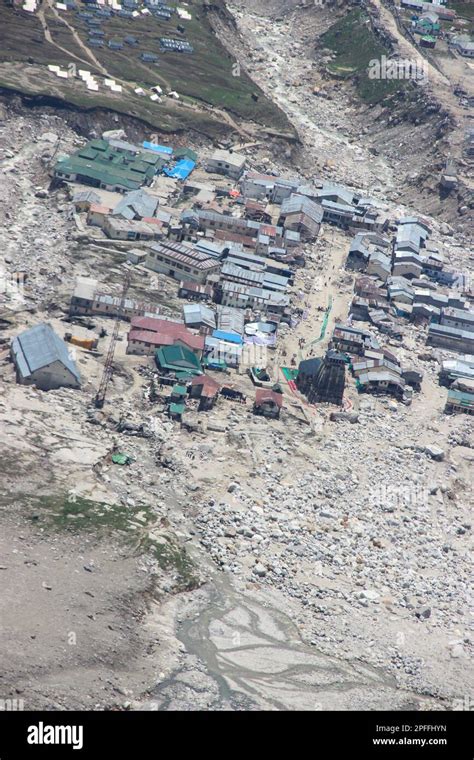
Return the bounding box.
[280,193,323,223]
[442,307,474,323]
[447,389,474,407]
[112,189,158,219]
[221,262,264,286]
[194,240,228,259]
[12,323,81,383]
[183,303,216,328]
[150,240,218,271]
[254,389,283,408]
[429,323,474,340]
[72,190,101,204]
[216,305,245,336]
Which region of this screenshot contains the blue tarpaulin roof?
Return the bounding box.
[212,330,243,345]
[142,141,173,156]
[163,158,196,180]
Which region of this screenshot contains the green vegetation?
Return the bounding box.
[139,535,200,591]
[320,9,409,105]
[26,493,155,532]
[450,2,474,21]
[0,1,292,136]
[14,492,201,592]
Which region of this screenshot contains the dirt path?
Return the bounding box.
[45,0,110,76]
[374,0,470,154]
[36,4,96,70]
[375,0,450,88]
[40,3,252,135]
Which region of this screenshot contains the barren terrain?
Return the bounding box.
[0,0,473,711]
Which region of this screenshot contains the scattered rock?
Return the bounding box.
[415,606,431,620]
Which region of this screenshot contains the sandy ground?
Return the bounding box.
[0,0,473,711]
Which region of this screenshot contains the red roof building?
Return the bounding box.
[190,373,221,397]
[127,317,204,356]
[253,389,283,418]
[189,373,221,410]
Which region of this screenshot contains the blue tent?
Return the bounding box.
[163,158,196,180]
[142,141,173,155]
[212,330,243,345]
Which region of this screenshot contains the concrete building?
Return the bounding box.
[87,203,112,227]
[240,172,299,203]
[427,323,474,353]
[127,316,204,356]
[182,303,216,332]
[112,189,159,220]
[278,194,323,241]
[367,251,391,282]
[392,253,424,280]
[146,241,220,284]
[196,209,252,237]
[439,307,474,333]
[189,374,221,411]
[178,281,214,301]
[357,369,406,400]
[11,323,81,391]
[220,281,289,315]
[331,324,379,355]
[69,276,161,320]
[155,344,202,376]
[439,356,474,387]
[72,190,101,211]
[54,138,163,193]
[103,217,159,241]
[206,150,246,180]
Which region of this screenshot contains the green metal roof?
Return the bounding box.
[171,384,187,396]
[447,389,474,407]
[169,402,185,415]
[156,345,202,374]
[78,146,100,161]
[55,139,162,190]
[56,156,143,190]
[174,147,198,163]
[89,138,109,151]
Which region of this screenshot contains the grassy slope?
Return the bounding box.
[320,8,408,105]
[449,2,474,21]
[0,0,292,136]
[21,493,201,591]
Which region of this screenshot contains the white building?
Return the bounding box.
[206,150,246,180]
[146,240,220,284]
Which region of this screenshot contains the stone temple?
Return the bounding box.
[297,349,346,405]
